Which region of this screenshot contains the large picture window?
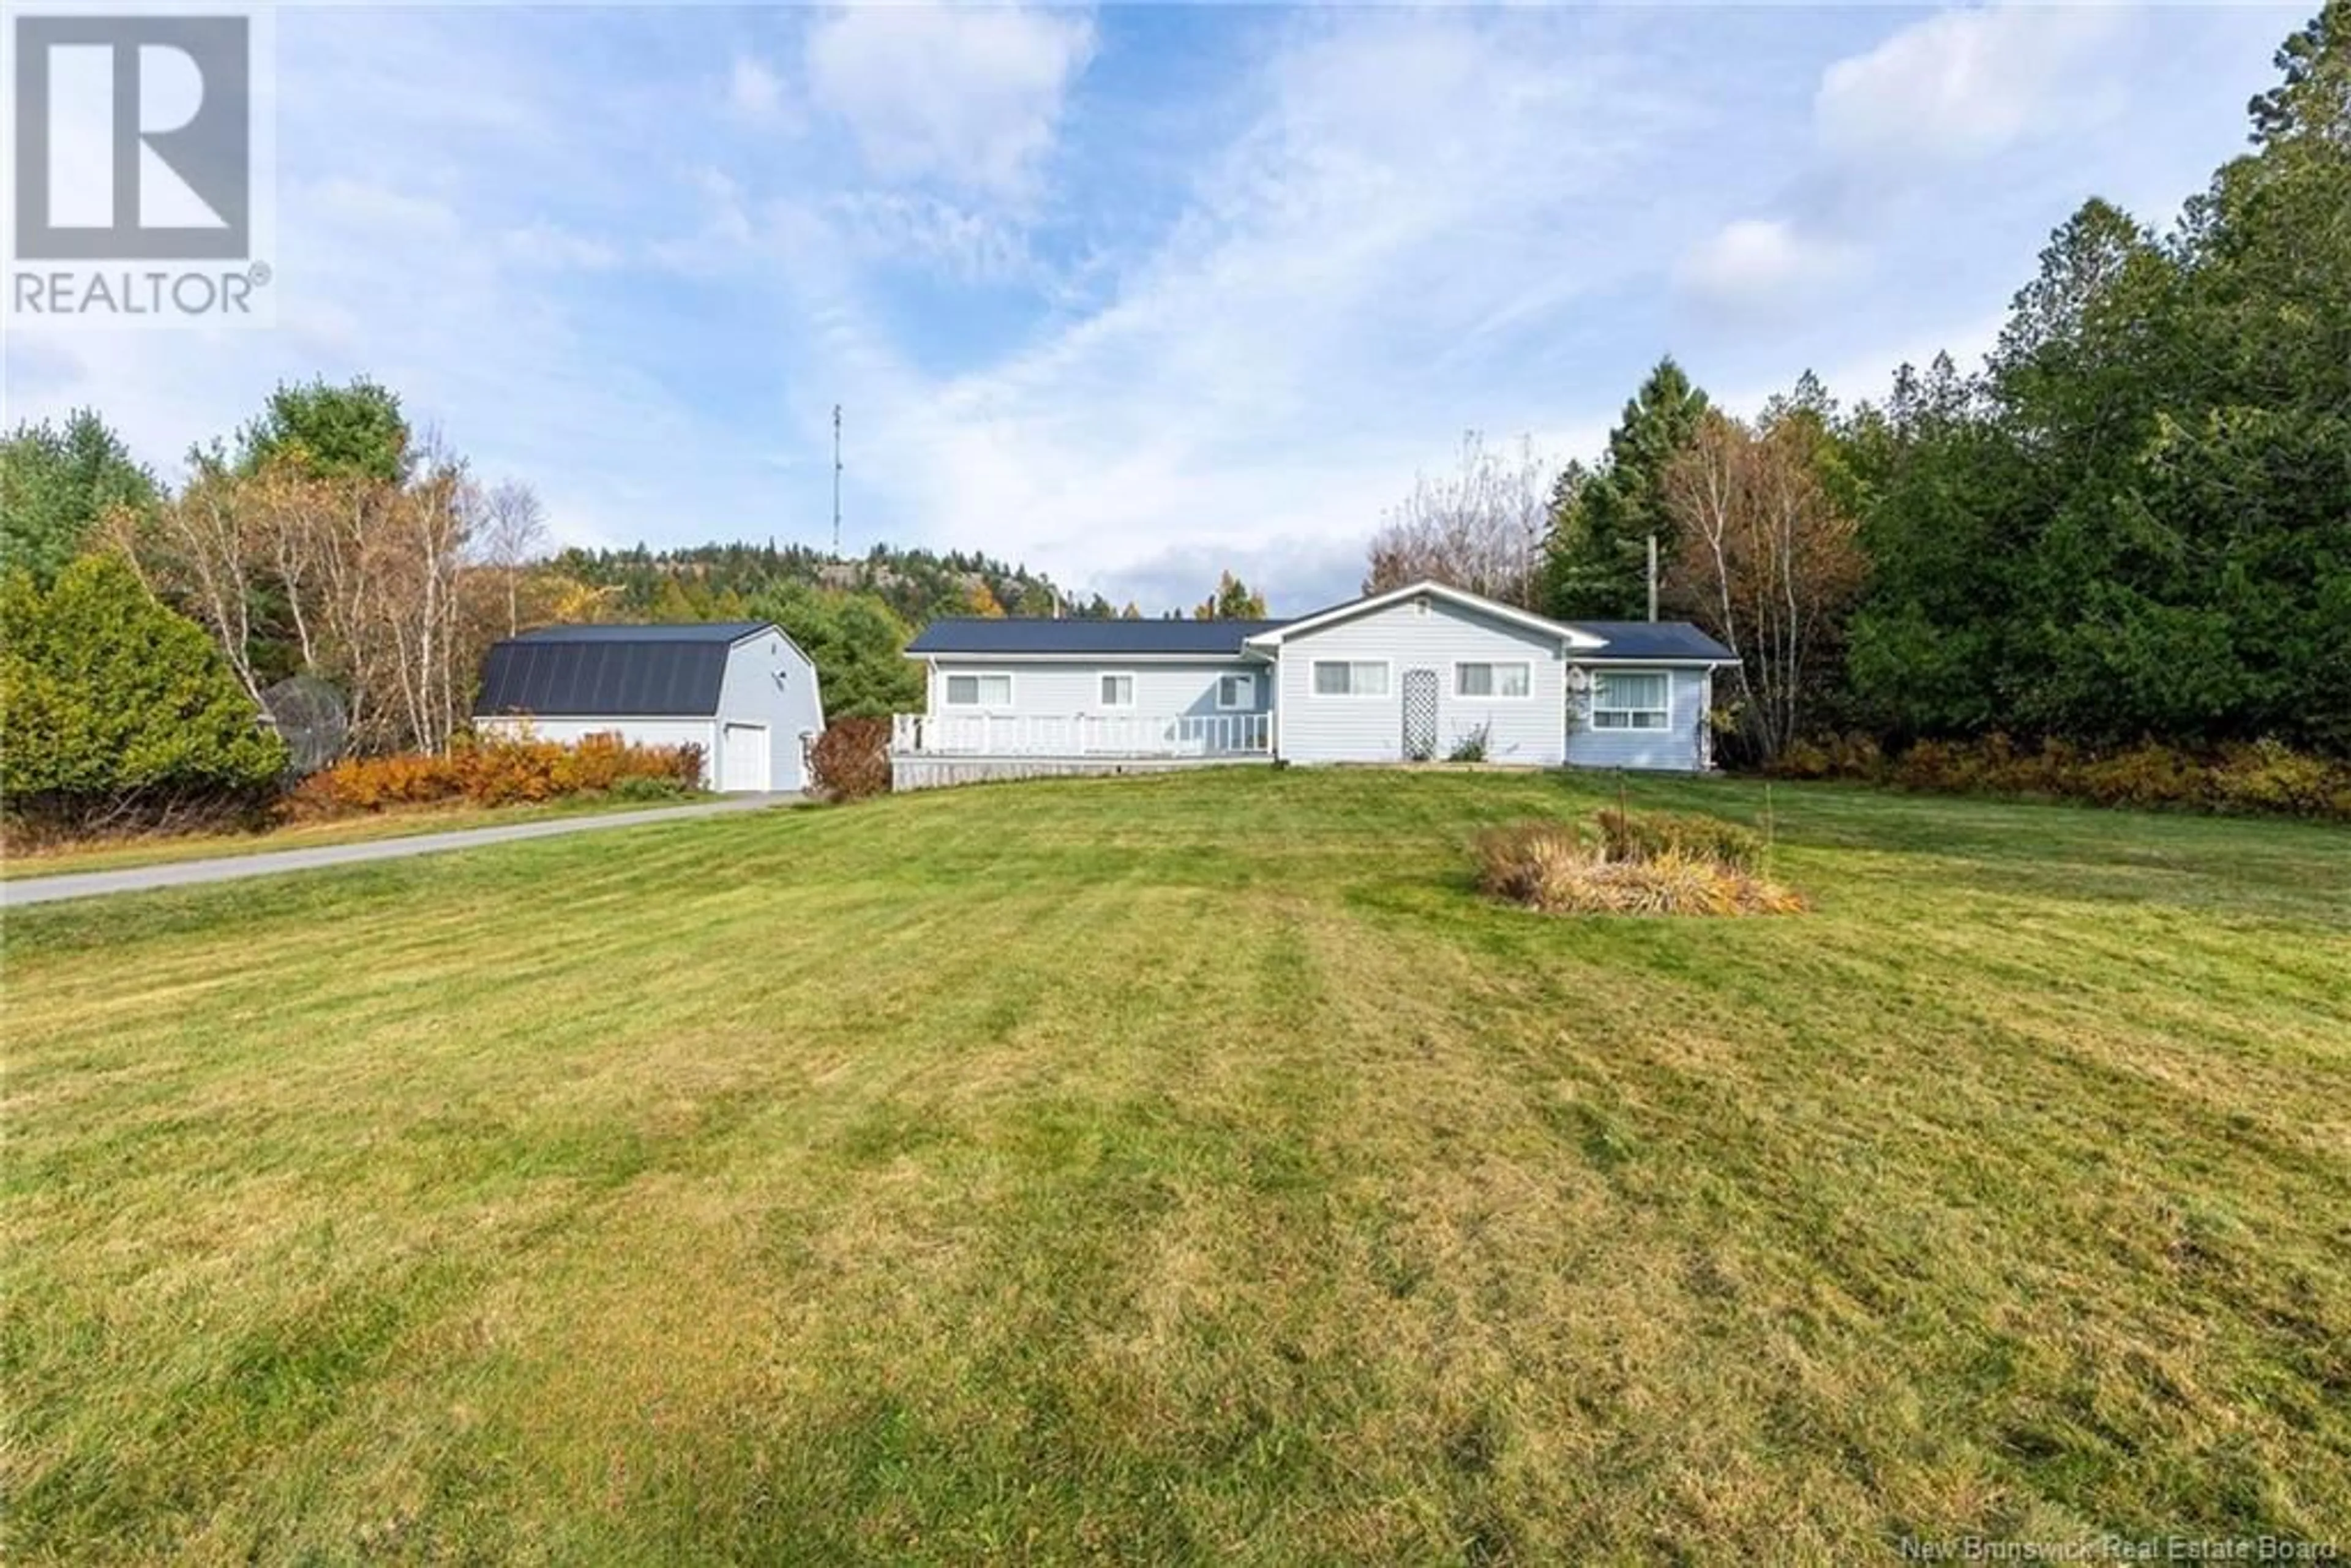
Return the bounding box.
[943,672,1013,707]
[1311,660,1390,697]
[1592,670,1670,730]
[1455,661,1531,699]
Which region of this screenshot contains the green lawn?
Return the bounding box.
[5,769,2347,1562]
[1,792,707,882]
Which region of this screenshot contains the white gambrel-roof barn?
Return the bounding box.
[474,621,824,793]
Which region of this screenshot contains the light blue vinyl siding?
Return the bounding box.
[1273,598,1568,764]
[1564,664,1711,771]
[713,628,828,790]
[925,659,1270,722]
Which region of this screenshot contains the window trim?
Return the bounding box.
[1097,670,1136,710]
[1216,672,1257,711]
[1591,669,1671,731]
[942,670,1016,708]
[1308,659,1393,699]
[1453,660,1534,700]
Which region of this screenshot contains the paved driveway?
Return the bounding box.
[1,795,804,908]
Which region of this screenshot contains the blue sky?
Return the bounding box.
[3,2,2304,613]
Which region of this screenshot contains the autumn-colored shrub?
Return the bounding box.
[1476,811,1804,917]
[809,717,891,801]
[2212,739,2344,817]
[1594,806,1764,874]
[290,732,703,818]
[1472,821,1589,906]
[1769,733,2350,822]
[1774,732,1886,782]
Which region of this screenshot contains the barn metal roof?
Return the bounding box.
[906,617,1292,657]
[511,621,770,644]
[474,622,771,718]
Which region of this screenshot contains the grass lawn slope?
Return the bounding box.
[5,769,2347,1562]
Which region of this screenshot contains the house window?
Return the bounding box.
[1217,673,1256,710]
[1455,661,1531,699]
[1311,661,1390,697]
[943,672,1013,707]
[1099,673,1135,708]
[1592,670,1671,730]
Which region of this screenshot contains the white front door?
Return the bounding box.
[719,722,769,792]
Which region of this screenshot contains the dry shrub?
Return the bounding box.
[1594,807,1764,874]
[1475,811,1805,917]
[1771,732,2350,821]
[290,732,703,818]
[809,717,891,801]
[1472,822,1588,906]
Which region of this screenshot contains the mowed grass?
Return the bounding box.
[1,792,706,881]
[4,768,2347,1562]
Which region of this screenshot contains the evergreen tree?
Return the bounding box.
[1543,358,1710,619]
[1,555,286,827]
[0,411,159,588]
[1193,571,1269,619]
[236,378,411,484]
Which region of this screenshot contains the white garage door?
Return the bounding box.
[718,722,770,792]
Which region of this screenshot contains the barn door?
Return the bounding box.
[1401,667,1439,760]
[719,722,770,792]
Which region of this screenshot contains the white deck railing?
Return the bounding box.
[891,711,1272,759]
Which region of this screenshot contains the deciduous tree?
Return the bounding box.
[1365,432,1552,607]
[1667,408,1868,765]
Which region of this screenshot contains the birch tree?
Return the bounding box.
[1666,410,1867,764]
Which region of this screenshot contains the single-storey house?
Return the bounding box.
[474,621,824,793]
[891,579,1736,789]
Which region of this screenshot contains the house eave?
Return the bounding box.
[901,649,1265,664]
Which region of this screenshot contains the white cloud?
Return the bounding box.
[727,55,789,126]
[803,4,1097,195]
[1816,3,2131,166]
[1673,5,2136,318]
[1677,218,1856,313]
[499,220,621,271]
[763,10,1679,601]
[4,5,2279,615]
[824,191,1041,287]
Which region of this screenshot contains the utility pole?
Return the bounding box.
[831,405,843,559]
[1646,534,1659,623]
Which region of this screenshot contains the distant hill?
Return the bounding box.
[546,542,1121,626]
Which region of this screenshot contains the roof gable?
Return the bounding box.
[1242,580,1607,650]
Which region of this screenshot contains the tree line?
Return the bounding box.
[10,2,2335,826]
[1370,2,2349,766]
[0,377,1281,829]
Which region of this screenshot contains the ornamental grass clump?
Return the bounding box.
[1476,808,1805,917]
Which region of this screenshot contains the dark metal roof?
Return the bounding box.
[1569,621,1738,661]
[474,622,771,717]
[511,621,769,644]
[907,618,1291,656]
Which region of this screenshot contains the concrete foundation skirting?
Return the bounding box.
[889,756,1272,792]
